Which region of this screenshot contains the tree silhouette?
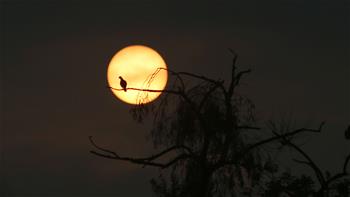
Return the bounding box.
[89,50,349,196]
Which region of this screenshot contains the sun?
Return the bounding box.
[107,45,168,105]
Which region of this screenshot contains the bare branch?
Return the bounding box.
[246,121,325,153]
[216,122,325,169]
[91,150,189,169]
[172,70,222,86]
[237,125,261,130]
[108,86,181,94]
[228,49,238,97]
[325,172,349,187]
[154,67,186,91]
[226,50,252,100]
[228,49,238,80]
[235,69,252,86]
[325,154,350,185]
[270,123,350,195]
[108,85,199,114]
[155,67,225,90]
[89,136,118,157]
[89,136,192,169]
[316,154,350,194]
[274,131,326,186]
[293,158,311,165]
[343,153,350,174]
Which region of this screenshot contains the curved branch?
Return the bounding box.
[269,123,349,195]
[246,121,325,153]
[89,136,192,169]
[325,172,349,187]
[215,122,325,169]
[323,154,350,188]
[155,67,222,86]
[154,67,186,91]
[89,136,118,157]
[158,67,227,96]
[289,145,326,186]
[174,71,222,86]
[271,125,326,186]
[235,69,251,86]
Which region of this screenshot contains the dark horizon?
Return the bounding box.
[1,0,349,196]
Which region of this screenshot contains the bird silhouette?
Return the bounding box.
[119,76,127,92]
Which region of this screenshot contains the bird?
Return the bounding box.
[119,76,127,92]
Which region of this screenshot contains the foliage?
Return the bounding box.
[263,172,315,197]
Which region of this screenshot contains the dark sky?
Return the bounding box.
[1,0,349,196]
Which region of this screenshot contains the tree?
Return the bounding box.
[265,120,350,197]
[89,50,349,196]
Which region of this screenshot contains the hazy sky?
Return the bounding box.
[1,0,349,196]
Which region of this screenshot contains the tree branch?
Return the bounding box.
[293,158,310,166]
[290,148,326,186]
[159,68,186,91]
[89,136,118,157]
[235,69,252,86]
[108,85,199,114]
[343,153,350,174]
[271,130,327,188]
[215,122,325,169]
[321,154,350,190]
[237,125,261,130]
[108,86,181,94]
[246,121,325,153]
[269,123,350,195]
[155,67,226,91]
[89,136,192,169]
[228,48,237,98]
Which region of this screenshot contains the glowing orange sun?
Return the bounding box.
[107,45,168,105]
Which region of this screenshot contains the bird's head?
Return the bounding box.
[118,76,122,79]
